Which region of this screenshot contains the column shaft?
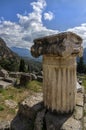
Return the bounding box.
[43,55,76,113]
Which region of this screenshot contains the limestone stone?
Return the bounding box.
[31,32,83,113]
[84,103,86,111]
[84,117,86,129]
[0,69,9,78]
[30,73,37,80]
[34,109,46,130]
[84,116,86,123]
[37,75,43,82]
[76,92,84,107]
[10,90,84,130]
[45,111,70,130]
[73,106,83,120]
[0,120,10,130]
[20,73,31,86]
[0,80,12,89]
[4,77,16,85]
[5,99,17,108]
[61,117,82,130]
[9,72,22,78]
[76,82,82,92]
[11,93,43,130]
[45,111,82,130]
[84,94,86,103]
[31,32,82,58]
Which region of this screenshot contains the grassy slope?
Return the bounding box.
[0,80,42,121]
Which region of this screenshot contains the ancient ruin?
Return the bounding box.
[10,32,84,130]
[31,32,83,113]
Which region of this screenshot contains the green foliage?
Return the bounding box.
[19,58,26,72]
[26,80,42,92]
[78,74,86,90]
[82,76,86,89]
[23,57,42,73]
[0,105,4,111]
[7,95,14,100]
[0,58,19,71]
[77,57,86,74]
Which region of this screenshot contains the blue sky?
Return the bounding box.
[0,0,86,49]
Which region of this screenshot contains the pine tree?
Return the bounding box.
[77,57,85,73]
[19,59,26,72]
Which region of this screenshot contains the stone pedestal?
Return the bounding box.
[43,55,76,113]
[31,32,83,113]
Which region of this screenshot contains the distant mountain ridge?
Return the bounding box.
[11,46,86,63]
[0,38,19,61]
[11,47,32,57]
[0,38,20,71]
[11,47,42,61]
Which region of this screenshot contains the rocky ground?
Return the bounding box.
[10,89,84,130]
[0,85,85,130]
[0,68,86,130]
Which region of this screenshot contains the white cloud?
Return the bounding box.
[1,0,86,51]
[0,0,58,50]
[67,23,86,48]
[44,11,54,21]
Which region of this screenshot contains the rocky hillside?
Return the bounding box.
[0,38,20,71]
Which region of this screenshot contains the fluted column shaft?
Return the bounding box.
[43,55,76,113]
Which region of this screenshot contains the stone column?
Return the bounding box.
[43,56,76,113]
[31,32,83,113]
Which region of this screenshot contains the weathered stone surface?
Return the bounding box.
[21,93,43,107]
[45,111,71,130]
[84,117,86,129]
[31,32,82,58]
[30,73,37,80]
[84,94,86,103]
[43,55,77,113]
[4,77,16,85]
[18,93,43,120]
[0,69,9,78]
[31,32,83,113]
[0,120,10,130]
[76,82,82,92]
[34,109,46,130]
[37,76,43,82]
[11,115,34,130]
[76,92,84,107]
[20,73,31,86]
[10,90,84,130]
[73,106,83,120]
[84,103,86,111]
[36,71,43,76]
[5,99,17,108]
[11,93,43,130]
[0,80,12,89]
[9,72,22,78]
[61,117,82,130]
[45,112,82,130]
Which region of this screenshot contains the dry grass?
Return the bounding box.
[0,80,42,121]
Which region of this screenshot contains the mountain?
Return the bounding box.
[11,47,42,62]
[11,47,32,57]
[0,38,20,71]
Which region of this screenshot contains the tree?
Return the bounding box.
[77,57,85,74]
[0,58,19,71]
[19,59,26,72]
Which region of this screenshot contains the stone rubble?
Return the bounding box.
[10,90,84,130]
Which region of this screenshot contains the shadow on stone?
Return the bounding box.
[10,102,44,130]
[10,101,75,130]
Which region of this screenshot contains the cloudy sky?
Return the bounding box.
[0,0,86,49]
